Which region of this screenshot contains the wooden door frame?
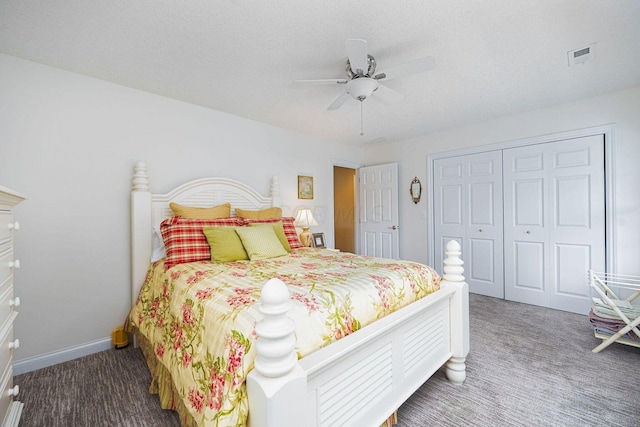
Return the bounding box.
[331,159,362,253]
[427,124,617,273]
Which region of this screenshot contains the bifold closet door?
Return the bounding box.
[433,151,503,298]
[503,135,605,314]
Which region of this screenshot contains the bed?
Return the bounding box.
[128,161,469,427]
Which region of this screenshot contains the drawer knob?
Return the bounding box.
[7,222,20,231]
[8,260,20,269]
[9,297,20,308]
[7,385,19,397]
[8,339,19,350]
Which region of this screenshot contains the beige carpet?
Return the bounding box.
[15,294,640,426]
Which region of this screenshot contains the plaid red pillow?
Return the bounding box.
[160,216,242,269]
[239,217,303,249]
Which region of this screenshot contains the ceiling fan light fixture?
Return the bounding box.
[345,78,378,101]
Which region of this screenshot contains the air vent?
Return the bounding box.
[568,43,596,67]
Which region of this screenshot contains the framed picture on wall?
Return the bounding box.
[312,233,325,249]
[298,175,313,199]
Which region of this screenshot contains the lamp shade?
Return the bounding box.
[294,209,318,227]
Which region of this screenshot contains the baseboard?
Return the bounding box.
[13,337,112,376]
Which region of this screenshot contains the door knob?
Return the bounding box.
[525,230,531,234]
[388,225,399,230]
[478,229,483,232]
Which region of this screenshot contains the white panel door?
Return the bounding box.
[504,135,605,314]
[358,163,399,259]
[434,151,503,298]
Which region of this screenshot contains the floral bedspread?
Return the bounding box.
[128,248,441,426]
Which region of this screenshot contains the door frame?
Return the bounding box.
[426,124,617,273]
[331,159,363,253]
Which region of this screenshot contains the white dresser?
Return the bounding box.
[0,186,25,427]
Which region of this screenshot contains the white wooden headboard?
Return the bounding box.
[130,161,281,304]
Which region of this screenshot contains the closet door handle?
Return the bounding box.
[525,230,531,234]
[8,260,20,269]
[478,229,483,232]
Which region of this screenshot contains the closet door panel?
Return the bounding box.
[433,157,466,276]
[469,238,495,284]
[434,151,503,298]
[504,135,605,314]
[513,241,545,292]
[504,144,549,306]
[555,243,591,297]
[466,151,503,298]
[547,135,605,312]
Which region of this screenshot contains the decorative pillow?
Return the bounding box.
[249,222,291,252]
[169,202,231,219]
[240,217,303,249]
[160,216,241,269]
[235,207,282,219]
[235,226,288,261]
[203,227,248,263]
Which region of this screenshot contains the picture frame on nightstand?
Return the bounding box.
[312,232,325,249]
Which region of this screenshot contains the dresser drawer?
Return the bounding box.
[0,212,12,247]
[0,314,17,384]
[0,251,13,292]
[0,288,15,333]
[0,362,16,427]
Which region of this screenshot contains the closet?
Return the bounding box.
[432,134,606,314]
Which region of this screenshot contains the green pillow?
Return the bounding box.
[249,222,292,252]
[203,227,249,263]
[235,226,288,261]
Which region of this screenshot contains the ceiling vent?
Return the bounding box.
[568,43,596,67]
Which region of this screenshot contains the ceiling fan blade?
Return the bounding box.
[374,55,436,81]
[345,39,368,76]
[374,83,404,104]
[327,91,352,110]
[294,79,348,85]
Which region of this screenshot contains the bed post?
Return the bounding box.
[440,240,470,385]
[246,278,307,427]
[131,161,152,309]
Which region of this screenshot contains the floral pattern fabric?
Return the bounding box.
[127,248,441,427]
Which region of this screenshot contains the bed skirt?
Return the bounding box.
[134,331,198,427]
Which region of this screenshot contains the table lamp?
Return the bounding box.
[294,208,318,247]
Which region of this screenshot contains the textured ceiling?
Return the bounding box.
[1,0,639,146]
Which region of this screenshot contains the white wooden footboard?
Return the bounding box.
[247,241,469,427]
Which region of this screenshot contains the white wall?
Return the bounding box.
[364,86,640,277]
[0,54,363,364]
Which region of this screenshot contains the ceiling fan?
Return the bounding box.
[295,39,436,112]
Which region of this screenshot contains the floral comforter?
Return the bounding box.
[127,248,441,426]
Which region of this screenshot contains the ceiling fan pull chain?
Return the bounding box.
[360,101,364,136]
